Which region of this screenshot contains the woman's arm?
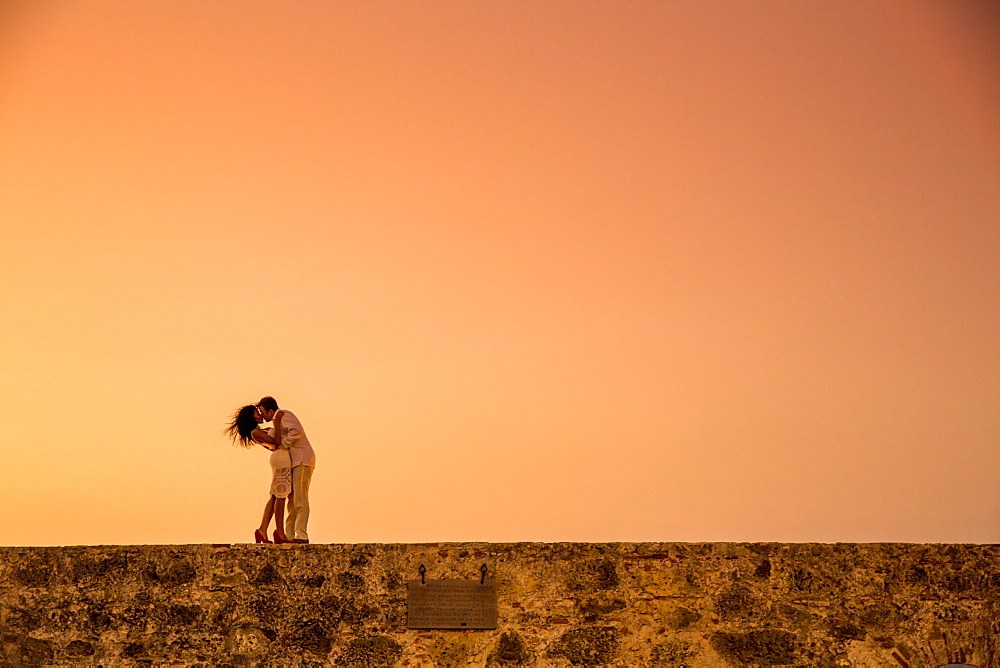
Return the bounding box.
[251,428,279,450]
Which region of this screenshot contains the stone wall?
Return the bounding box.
[1,543,997,666]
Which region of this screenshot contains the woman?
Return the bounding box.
[226,404,293,544]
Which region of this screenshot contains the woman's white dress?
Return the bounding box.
[266,427,292,499]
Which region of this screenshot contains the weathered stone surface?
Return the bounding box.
[710,629,799,665]
[547,626,620,665]
[0,543,997,665]
[488,630,532,665]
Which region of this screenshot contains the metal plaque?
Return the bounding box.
[407,579,498,629]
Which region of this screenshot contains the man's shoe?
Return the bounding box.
[291,538,309,544]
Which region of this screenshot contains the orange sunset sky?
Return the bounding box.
[1,1,998,547]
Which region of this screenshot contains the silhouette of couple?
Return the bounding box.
[227,397,316,544]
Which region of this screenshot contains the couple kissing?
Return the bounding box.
[227,396,317,544]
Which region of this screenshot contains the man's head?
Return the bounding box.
[256,396,279,422]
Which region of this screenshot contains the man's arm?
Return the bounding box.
[272,410,284,448]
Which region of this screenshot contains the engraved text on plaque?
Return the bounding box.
[407,579,498,629]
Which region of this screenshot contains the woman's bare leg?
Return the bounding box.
[284,492,296,540]
[258,495,276,535]
[274,497,287,540]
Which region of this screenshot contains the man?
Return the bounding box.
[256,396,316,544]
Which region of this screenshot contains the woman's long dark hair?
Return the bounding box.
[226,404,259,448]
